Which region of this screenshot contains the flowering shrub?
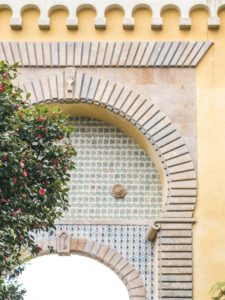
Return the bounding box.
[0,61,76,299]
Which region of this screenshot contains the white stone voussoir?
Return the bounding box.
[0,41,212,68]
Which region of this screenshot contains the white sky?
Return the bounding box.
[18,254,129,300]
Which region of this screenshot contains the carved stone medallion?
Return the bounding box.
[112,184,127,199]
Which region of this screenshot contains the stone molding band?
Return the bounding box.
[35,235,147,300]
[0,0,224,30]
[54,218,196,226]
[0,41,212,68]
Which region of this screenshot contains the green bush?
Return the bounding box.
[211,282,225,300]
[0,61,76,299]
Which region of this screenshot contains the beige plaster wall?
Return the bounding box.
[0,7,225,300]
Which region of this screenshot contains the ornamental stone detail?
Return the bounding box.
[112,184,127,199]
[57,231,71,255]
[0,0,224,30]
[0,41,212,68]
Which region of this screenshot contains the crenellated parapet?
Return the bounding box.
[0,0,224,30]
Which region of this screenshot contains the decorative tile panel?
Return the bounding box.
[35,225,154,300]
[62,117,162,221]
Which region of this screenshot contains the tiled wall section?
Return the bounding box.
[35,224,154,300]
[63,117,162,221]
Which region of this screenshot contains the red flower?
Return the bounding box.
[38,125,44,130]
[0,83,6,93]
[52,159,58,166]
[22,170,28,177]
[13,177,17,183]
[1,198,9,205]
[20,160,25,168]
[38,188,46,196]
[3,73,9,80]
[34,223,39,229]
[11,208,21,217]
[36,246,42,253]
[37,134,42,139]
[37,116,45,122]
[21,193,26,199]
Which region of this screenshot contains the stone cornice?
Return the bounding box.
[0,41,212,68]
[0,0,223,30]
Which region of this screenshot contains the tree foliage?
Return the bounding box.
[211,282,225,300]
[0,61,76,299]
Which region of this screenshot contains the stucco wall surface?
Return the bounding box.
[0,5,224,300]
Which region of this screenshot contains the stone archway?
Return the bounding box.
[19,65,196,299]
[33,233,147,300]
[22,68,197,220]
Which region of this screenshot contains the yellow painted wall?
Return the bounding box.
[0,7,225,299]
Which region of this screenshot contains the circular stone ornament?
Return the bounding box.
[112,184,127,199]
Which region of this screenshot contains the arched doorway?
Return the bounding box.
[22,238,147,300]
[19,254,130,300]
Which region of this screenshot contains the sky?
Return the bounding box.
[18,254,129,300]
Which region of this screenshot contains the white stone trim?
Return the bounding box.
[157,222,193,299]
[0,41,212,68]
[54,218,196,226]
[0,0,223,30]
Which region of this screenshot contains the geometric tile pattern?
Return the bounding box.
[35,224,154,300]
[62,117,162,221]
